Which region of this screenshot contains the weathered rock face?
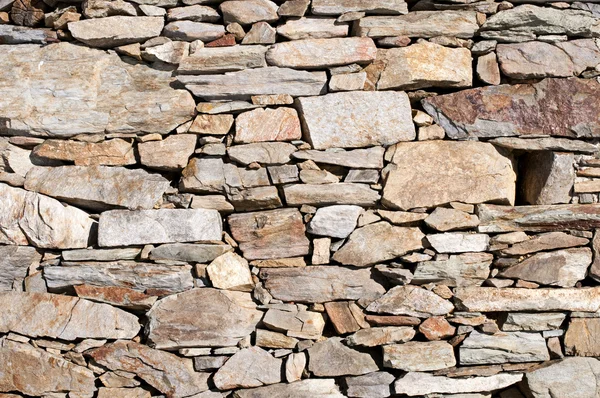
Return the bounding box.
[178,46,268,74]
[307,205,362,238]
[307,337,379,376]
[213,346,282,390]
[68,16,164,47]
[383,341,456,371]
[0,245,39,291]
[523,357,600,398]
[32,138,136,166]
[0,43,194,137]
[366,285,454,317]
[564,318,600,356]
[520,152,575,205]
[234,107,301,144]
[233,379,345,398]
[394,372,523,396]
[460,331,550,365]
[413,252,493,287]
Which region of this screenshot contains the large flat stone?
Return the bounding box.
[564,318,600,356]
[413,252,493,287]
[284,183,381,206]
[383,341,456,371]
[343,372,395,398]
[523,357,600,398]
[394,372,523,396]
[177,45,268,74]
[277,17,348,40]
[312,0,407,15]
[489,137,598,153]
[0,245,40,291]
[228,142,298,165]
[0,25,57,44]
[68,16,163,47]
[214,346,282,390]
[382,141,515,210]
[293,147,384,169]
[149,243,231,263]
[233,379,345,398]
[296,91,414,149]
[307,337,378,376]
[163,21,225,41]
[366,285,454,317]
[32,138,136,166]
[501,312,567,332]
[460,331,549,365]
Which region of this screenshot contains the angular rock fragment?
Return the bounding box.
[32,139,136,166]
[0,245,39,291]
[413,252,493,287]
[394,372,523,396]
[233,379,344,398]
[383,341,456,371]
[207,252,254,292]
[427,233,489,253]
[424,208,479,232]
[149,243,231,263]
[228,186,282,211]
[228,142,298,165]
[234,107,301,143]
[366,285,454,317]
[477,52,501,85]
[521,151,574,205]
[523,357,600,398]
[312,0,407,15]
[293,147,384,169]
[501,232,587,256]
[307,205,362,238]
[180,157,226,193]
[256,329,298,349]
[166,5,219,22]
[143,40,190,64]
[284,183,380,206]
[0,24,57,44]
[460,331,550,365]
[277,17,348,40]
[62,247,141,262]
[138,134,197,171]
[178,45,268,74]
[307,337,378,376]
[263,306,325,339]
[213,346,282,390]
[163,21,225,42]
[74,285,157,310]
[344,372,395,398]
[564,318,600,356]
[501,313,567,332]
[347,326,415,347]
[220,0,278,25]
[324,301,365,334]
[68,16,163,48]
[489,137,598,153]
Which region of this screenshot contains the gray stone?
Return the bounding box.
[307,205,362,238]
[228,142,297,165]
[82,0,137,18]
[167,5,220,22]
[163,21,225,42]
[220,0,278,25]
[312,0,407,15]
[427,233,489,253]
[501,313,567,332]
[293,147,384,169]
[521,152,574,205]
[68,16,163,48]
[523,357,600,398]
[0,25,57,44]
[383,341,456,371]
[0,245,40,291]
[138,134,197,171]
[343,372,395,398]
[178,45,268,74]
[346,326,415,347]
[394,372,523,396]
[495,137,598,153]
[233,379,344,398]
[180,157,226,193]
[308,337,378,376]
[277,18,348,40]
[285,183,380,206]
[366,285,454,317]
[263,306,325,339]
[460,331,550,365]
[149,243,231,263]
[477,52,501,85]
[213,346,282,390]
[242,21,276,44]
[413,252,493,287]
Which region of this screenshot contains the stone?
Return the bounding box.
[293,147,384,169]
[228,208,309,260]
[261,266,385,303]
[333,222,424,267]
[383,341,456,371]
[0,291,140,340]
[268,164,299,184]
[143,41,190,64]
[266,37,376,69]
[233,379,344,398]
[454,287,600,312]
[502,232,587,256]
[90,340,210,398]
[10,0,44,27]
[256,329,298,349]
[0,245,39,291]
[97,388,150,398]
[178,45,267,74]
[277,18,348,40]
[82,0,136,18]
[44,262,194,293]
[0,24,57,44]
[312,237,330,264]
[394,372,523,396]
[228,186,282,211]
[308,337,378,376]
[564,318,600,356]
[427,233,489,253]
[234,107,301,143]
[297,91,414,149]
[278,0,309,17]
[149,243,231,263]
[178,67,327,101]
[67,16,163,48]
[228,142,298,165]
[138,134,196,171]
[460,331,550,365]
[74,285,157,310]
[0,339,95,396]
[344,372,395,398]
[179,157,226,194]
[32,139,136,166]
[241,21,276,44]
[376,210,427,225]
[167,5,220,22]
[347,326,415,347]
[413,253,493,287]
[425,208,480,232]
[521,151,574,205]
[477,52,501,85]
[312,0,407,15]
[501,313,567,332]
[0,43,194,137]
[384,141,515,210]
[0,184,94,249]
[98,209,222,247]
[193,356,229,371]
[355,11,479,38]
[220,0,278,25]
[523,357,600,398]
[263,306,325,339]
[422,78,600,139]
[189,114,234,135]
[419,316,456,340]
[191,195,235,213]
[329,72,367,92]
[163,21,225,42]
[378,42,471,90]
[213,347,282,390]
[307,205,362,238]
[366,285,454,317]
[146,288,263,349]
[284,183,380,206]
[285,352,306,382]
[324,301,362,334]
[207,252,254,292]
[345,169,379,184]
[365,315,421,326]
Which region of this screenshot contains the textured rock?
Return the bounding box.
[297,91,414,149]
[0,24,57,43]
[68,16,163,48]
[277,17,348,40]
[460,331,550,365]
[207,252,254,292]
[180,157,226,193]
[0,291,140,340]
[564,318,600,356]
[147,288,263,349]
[98,209,222,247]
[178,45,268,74]
[0,245,39,291]
[220,0,278,25]
[284,183,380,206]
[419,316,456,340]
[324,301,365,334]
[501,313,567,332]
[138,134,197,171]
[383,341,456,371]
[233,379,344,398]
[308,337,378,376]
[166,5,219,22]
[263,306,325,339]
[344,372,395,398]
[312,0,407,15]
[413,252,493,287]
[523,357,600,398]
[149,243,231,263]
[163,21,225,41]
[234,107,301,143]
[347,326,415,347]
[213,346,282,390]
[425,208,480,232]
[521,152,574,205]
[394,372,523,396]
[489,137,598,153]
[383,141,515,210]
[427,233,489,253]
[32,139,136,166]
[74,285,157,310]
[228,142,298,165]
[477,52,501,85]
[307,205,362,238]
[366,285,454,317]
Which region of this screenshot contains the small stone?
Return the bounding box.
[329,72,367,92]
[220,0,278,25]
[234,107,301,144]
[213,346,281,390]
[308,337,378,377]
[307,205,362,238]
[167,5,220,22]
[564,318,600,356]
[241,21,276,44]
[425,208,480,231]
[413,253,493,287]
[521,151,574,205]
[427,233,489,253]
[256,329,298,349]
[366,285,454,317]
[138,134,196,171]
[477,52,501,85]
[460,331,550,365]
[263,306,325,339]
[163,21,225,42]
[347,326,415,347]
[143,41,190,64]
[228,142,297,165]
[285,352,306,383]
[419,316,456,340]
[384,341,456,371]
[278,0,309,17]
[277,17,348,40]
[207,252,254,292]
[344,371,395,398]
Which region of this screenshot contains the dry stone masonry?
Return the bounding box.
[2,0,600,397]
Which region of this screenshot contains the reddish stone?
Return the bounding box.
[419,316,456,341]
[206,34,236,47]
[365,315,421,327]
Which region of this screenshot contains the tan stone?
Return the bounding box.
[234,107,301,143]
[189,114,234,135]
[32,139,135,166]
[419,316,456,340]
[207,252,254,292]
[138,134,196,171]
[477,52,501,85]
[68,16,164,48]
[565,318,600,356]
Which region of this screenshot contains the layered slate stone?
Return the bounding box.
[460,331,549,365]
[382,141,515,210]
[413,252,493,287]
[521,152,574,205]
[346,326,415,347]
[234,379,345,398]
[394,372,523,396]
[177,45,268,74]
[74,285,157,310]
[0,43,194,136]
[228,142,298,165]
[0,245,39,291]
[564,318,600,356]
[68,16,163,47]
[213,347,282,390]
[311,0,408,15]
[344,372,395,398]
[276,18,349,40]
[501,312,567,332]
[98,209,222,247]
[146,288,263,349]
[422,78,600,139]
[220,0,278,25]
[162,21,225,41]
[366,285,454,317]
[523,357,600,398]
[234,107,302,143]
[307,205,363,238]
[307,337,379,376]
[0,25,58,44]
[284,183,380,206]
[32,138,136,166]
[293,147,384,169]
[138,134,197,171]
[0,292,140,340]
[296,91,414,149]
[383,341,456,371]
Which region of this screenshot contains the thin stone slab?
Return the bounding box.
[146,288,263,349]
[460,331,550,365]
[489,137,598,153]
[307,337,378,376]
[501,313,567,332]
[293,147,384,169]
[307,205,362,238]
[32,138,136,166]
[213,346,282,390]
[312,0,407,15]
[233,379,345,398]
[383,341,456,371]
[277,17,348,40]
[62,248,141,262]
[394,372,523,396]
[0,25,57,44]
[149,243,232,263]
[297,91,414,149]
[424,208,480,232]
[427,233,489,253]
[162,21,225,41]
[68,16,163,48]
[366,285,454,317]
[177,45,268,74]
[523,357,600,398]
[284,183,380,206]
[346,326,415,347]
[228,142,298,165]
[413,252,493,287]
[138,134,197,171]
[98,209,222,247]
[234,107,301,143]
[0,245,40,291]
[74,285,158,310]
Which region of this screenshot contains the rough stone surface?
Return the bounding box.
[0,245,39,291]
[213,346,282,390]
[234,379,344,398]
[138,134,197,171]
[413,253,493,287]
[460,331,550,365]
[307,205,362,238]
[234,107,301,143]
[564,318,600,357]
[307,337,379,376]
[394,372,523,396]
[521,152,574,205]
[32,139,136,166]
[68,16,163,47]
[383,341,456,371]
[207,252,254,292]
[366,285,454,317]
[523,357,600,398]
[178,45,267,74]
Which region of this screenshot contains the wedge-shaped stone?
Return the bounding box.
[427,233,489,253]
[521,151,574,205]
[347,326,415,347]
[312,0,407,15]
[378,42,472,90]
[423,78,600,139]
[228,142,298,165]
[0,339,96,397]
[424,208,479,232]
[308,337,378,377]
[307,205,362,238]
[394,372,523,396]
[178,45,268,74]
[266,37,376,68]
[44,262,194,293]
[24,165,170,211]
[149,243,231,263]
[455,287,600,312]
[0,43,194,137]
[234,107,301,143]
[366,285,454,317]
[355,11,479,38]
[90,340,210,398]
[277,18,348,40]
[333,222,424,267]
[146,288,263,349]
[293,147,384,169]
[523,357,600,398]
[501,312,567,332]
[214,347,282,390]
[413,252,493,287]
[502,232,587,257]
[32,139,135,166]
[565,318,600,356]
[383,341,456,371]
[68,16,163,47]
[98,209,222,247]
[0,184,94,249]
[0,292,140,340]
[383,141,515,210]
[138,134,197,171]
[460,331,549,365]
[233,379,345,398]
[228,208,309,260]
[74,285,157,310]
[0,245,39,291]
[178,67,327,100]
[344,372,395,398]
[207,252,254,292]
[297,91,413,149]
[261,266,385,303]
[284,183,380,206]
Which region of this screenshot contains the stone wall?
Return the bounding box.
[1,0,600,397]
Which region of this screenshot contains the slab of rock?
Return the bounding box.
[347,326,415,347]
[424,208,480,232]
[422,78,600,139]
[266,37,376,69]
[297,91,413,149]
[383,341,456,371]
[293,147,384,169]
[44,262,194,293]
[477,52,501,85]
[284,183,380,206]
[263,306,325,339]
[228,208,309,260]
[427,233,489,253]
[90,340,210,398]
[178,45,267,74]
[355,11,479,38]
[394,372,523,396]
[523,357,600,398]
[180,157,226,193]
[32,139,136,166]
[413,252,493,287]
[207,252,254,292]
[307,337,378,376]
[166,5,219,22]
[378,42,471,90]
[502,232,587,256]
[98,209,222,247]
[564,318,600,356]
[277,17,348,40]
[455,287,600,312]
[163,21,225,41]
[256,329,299,349]
[489,137,598,153]
[460,331,549,365]
[501,312,567,332]
[324,301,365,334]
[0,24,57,44]
[307,205,362,238]
[149,243,231,263]
[220,0,278,25]
[0,339,96,396]
[233,379,345,398]
[261,266,385,303]
[234,107,301,143]
[189,114,234,135]
[68,16,163,48]
[366,285,454,317]
[383,141,515,210]
[0,184,94,249]
[333,222,424,266]
[213,346,282,390]
[138,134,197,171]
[0,291,140,340]
[0,245,39,291]
[74,285,157,310]
[521,151,574,205]
[312,0,407,15]
[228,142,298,165]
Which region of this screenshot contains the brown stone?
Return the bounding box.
[138,134,197,171]
[564,318,600,357]
[476,52,501,85]
[365,315,421,327]
[324,301,363,334]
[521,151,574,205]
[501,232,588,256]
[189,114,234,135]
[419,316,456,340]
[11,0,45,26]
[32,139,136,166]
[206,33,236,47]
[74,285,157,310]
[234,107,301,143]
